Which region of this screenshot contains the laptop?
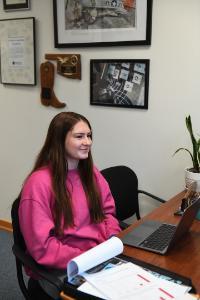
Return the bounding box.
[121,198,200,255]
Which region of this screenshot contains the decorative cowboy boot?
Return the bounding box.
[40,61,66,108]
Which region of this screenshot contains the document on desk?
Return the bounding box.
[67,236,124,283]
[82,262,191,300]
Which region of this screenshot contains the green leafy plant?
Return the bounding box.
[174,115,200,173]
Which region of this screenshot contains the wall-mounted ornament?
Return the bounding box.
[40,61,66,108]
[45,54,81,80]
[40,54,81,108]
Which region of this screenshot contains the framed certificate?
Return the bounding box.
[0,17,36,85]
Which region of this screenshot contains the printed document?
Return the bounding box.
[66,236,191,300]
[82,263,191,300]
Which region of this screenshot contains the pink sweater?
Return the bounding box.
[19,166,121,270]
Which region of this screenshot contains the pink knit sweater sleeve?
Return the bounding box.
[19,170,83,270]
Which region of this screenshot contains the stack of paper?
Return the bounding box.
[81,262,191,300]
[67,237,193,300]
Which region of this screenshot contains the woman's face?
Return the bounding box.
[65,120,92,167]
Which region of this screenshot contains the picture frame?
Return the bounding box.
[53,0,153,48]
[90,59,149,109]
[0,17,36,85]
[3,0,30,11]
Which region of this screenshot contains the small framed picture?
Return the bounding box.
[3,0,30,11]
[90,59,150,109]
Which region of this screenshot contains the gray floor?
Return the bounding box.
[0,229,28,300]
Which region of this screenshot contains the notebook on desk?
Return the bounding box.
[121,198,200,255]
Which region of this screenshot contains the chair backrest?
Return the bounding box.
[11,196,26,251]
[11,196,32,299]
[101,165,140,221]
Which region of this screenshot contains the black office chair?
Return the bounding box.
[101,165,165,229]
[11,197,103,300]
[11,196,64,300]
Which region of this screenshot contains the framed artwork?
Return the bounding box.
[3,0,30,11]
[0,17,36,85]
[90,59,149,109]
[53,0,153,48]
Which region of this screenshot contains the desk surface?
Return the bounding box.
[118,191,200,294]
[61,191,200,299]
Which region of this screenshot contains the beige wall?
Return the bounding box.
[1,0,200,220]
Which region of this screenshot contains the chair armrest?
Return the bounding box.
[138,190,166,203]
[12,244,64,291]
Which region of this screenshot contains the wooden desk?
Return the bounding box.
[118,191,200,294]
[60,191,200,299]
[60,292,75,300]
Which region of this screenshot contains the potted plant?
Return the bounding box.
[174,115,200,188]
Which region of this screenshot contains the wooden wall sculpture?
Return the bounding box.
[40,54,81,108]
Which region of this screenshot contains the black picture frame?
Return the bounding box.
[53,0,153,48]
[0,17,36,85]
[3,0,30,11]
[90,59,149,109]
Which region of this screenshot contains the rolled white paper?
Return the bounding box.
[67,236,123,282]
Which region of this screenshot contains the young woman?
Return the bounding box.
[19,111,121,298]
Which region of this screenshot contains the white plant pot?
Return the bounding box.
[185,168,200,220]
[185,168,200,188]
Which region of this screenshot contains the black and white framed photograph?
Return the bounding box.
[0,17,36,85]
[90,59,149,109]
[3,0,30,11]
[53,0,153,48]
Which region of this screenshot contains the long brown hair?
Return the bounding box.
[29,112,105,234]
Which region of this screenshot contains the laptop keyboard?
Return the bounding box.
[139,223,176,252]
